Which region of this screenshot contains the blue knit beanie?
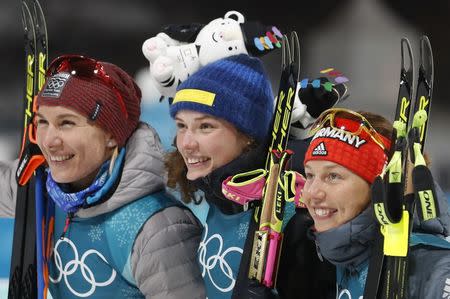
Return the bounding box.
[170,54,274,142]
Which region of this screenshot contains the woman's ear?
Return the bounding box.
[107,139,118,148]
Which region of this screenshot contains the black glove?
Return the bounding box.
[290,77,349,139]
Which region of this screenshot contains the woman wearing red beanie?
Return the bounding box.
[278,108,450,299]
[0,55,205,298]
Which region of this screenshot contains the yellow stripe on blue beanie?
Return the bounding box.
[173,89,216,106]
[170,54,274,142]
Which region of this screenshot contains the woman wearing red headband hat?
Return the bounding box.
[278,109,450,299]
[0,55,205,298]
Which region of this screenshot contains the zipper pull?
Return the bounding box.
[59,212,74,240]
[315,240,324,262]
[202,175,210,185]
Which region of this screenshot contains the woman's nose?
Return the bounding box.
[179,130,198,151]
[304,178,326,203]
[41,126,63,150]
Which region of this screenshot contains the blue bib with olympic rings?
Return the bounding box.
[48,191,178,298]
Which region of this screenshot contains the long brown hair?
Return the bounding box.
[165,149,197,203]
[165,132,256,203]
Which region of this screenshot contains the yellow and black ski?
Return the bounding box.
[364,36,437,299]
[8,0,47,298]
[248,32,301,288]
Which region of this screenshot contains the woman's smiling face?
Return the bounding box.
[302,160,371,232]
[36,105,114,190]
[175,110,249,180]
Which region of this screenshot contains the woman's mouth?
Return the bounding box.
[49,154,75,162]
[313,207,337,218]
[187,157,210,166]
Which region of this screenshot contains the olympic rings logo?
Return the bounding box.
[46,77,66,90]
[198,224,243,293]
[49,237,117,297]
[337,285,363,299]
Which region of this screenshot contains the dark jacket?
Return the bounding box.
[278,182,450,299]
[194,138,313,298]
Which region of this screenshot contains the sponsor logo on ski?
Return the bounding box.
[312,142,327,156]
[374,203,390,225]
[16,154,29,178]
[442,278,450,299]
[419,189,436,220]
[269,87,294,153]
[419,95,430,142]
[25,54,34,131]
[41,72,71,98]
[38,52,47,90]
[275,188,283,216]
[312,127,366,148]
[399,96,410,123]
[389,171,401,183]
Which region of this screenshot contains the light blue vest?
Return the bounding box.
[48,191,178,298]
[199,201,296,299]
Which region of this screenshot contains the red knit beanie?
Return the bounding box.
[36,58,141,147]
[304,117,390,184]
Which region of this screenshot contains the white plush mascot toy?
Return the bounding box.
[142,11,281,99]
[142,12,351,140]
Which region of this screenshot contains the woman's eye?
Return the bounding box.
[200,123,213,130]
[175,122,186,130]
[305,173,314,180]
[60,120,75,127]
[327,173,341,181]
[36,119,48,126]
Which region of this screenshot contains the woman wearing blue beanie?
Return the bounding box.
[166,53,335,298]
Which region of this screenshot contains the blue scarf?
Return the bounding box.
[46,161,110,213]
[45,148,126,213]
